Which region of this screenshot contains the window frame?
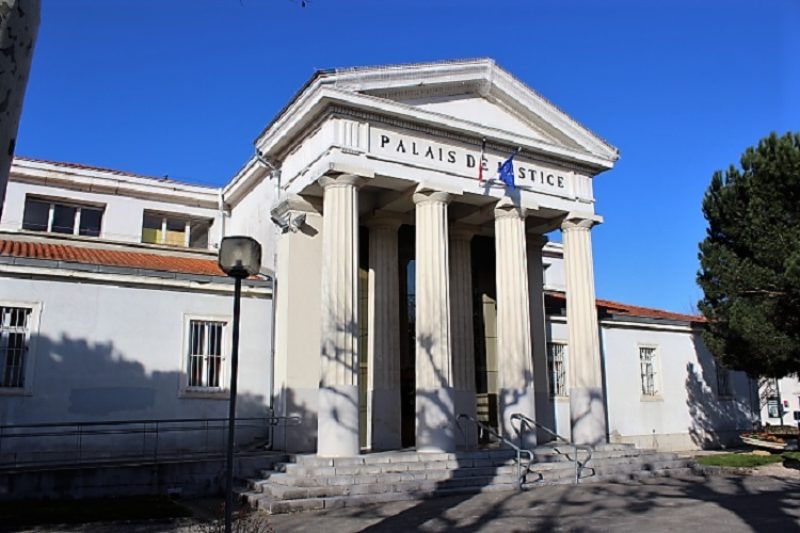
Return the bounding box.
[546,340,568,399]
[638,344,662,401]
[716,363,733,399]
[22,195,105,238]
[179,314,231,399]
[0,301,41,396]
[141,210,211,249]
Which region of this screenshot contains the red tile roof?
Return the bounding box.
[546,291,705,323]
[0,239,227,277]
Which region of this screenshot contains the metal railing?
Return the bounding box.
[456,413,534,490]
[510,413,593,484]
[0,415,301,471]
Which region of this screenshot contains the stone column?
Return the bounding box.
[562,216,607,446]
[527,235,556,442]
[449,224,477,447]
[318,174,362,457]
[366,214,402,451]
[494,201,537,448]
[414,190,456,453]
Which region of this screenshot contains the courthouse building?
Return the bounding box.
[0,59,757,459]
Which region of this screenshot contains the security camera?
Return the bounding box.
[270,215,290,232]
[289,213,306,231]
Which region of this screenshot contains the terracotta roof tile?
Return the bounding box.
[546,291,705,323]
[0,239,226,277]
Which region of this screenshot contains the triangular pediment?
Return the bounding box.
[254,59,619,172]
[327,59,618,164]
[369,89,575,149]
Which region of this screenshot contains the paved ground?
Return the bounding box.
[12,473,800,532]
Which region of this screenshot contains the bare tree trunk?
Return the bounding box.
[0,0,39,217]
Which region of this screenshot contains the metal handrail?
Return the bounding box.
[456,413,534,490]
[510,413,593,484]
[0,415,301,471]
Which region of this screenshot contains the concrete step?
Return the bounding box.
[247,455,691,495]
[288,449,515,467]
[240,448,696,514]
[248,480,523,514]
[244,463,693,514]
[533,448,674,463]
[268,450,679,479]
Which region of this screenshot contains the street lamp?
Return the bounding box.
[218,236,262,533]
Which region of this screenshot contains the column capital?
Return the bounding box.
[526,234,549,249]
[413,189,452,206]
[319,173,365,190]
[494,200,527,220]
[561,213,603,232]
[449,223,479,242]
[364,211,403,231]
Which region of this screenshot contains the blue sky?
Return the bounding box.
[17,0,799,314]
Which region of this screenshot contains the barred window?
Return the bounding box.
[187,320,225,389]
[0,307,32,388]
[639,346,658,396]
[547,342,567,397]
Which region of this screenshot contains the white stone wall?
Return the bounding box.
[226,173,278,271]
[0,276,272,453]
[543,319,572,441]
[602,325,756,451]
[1,179,223,248]
[542,244,566,292]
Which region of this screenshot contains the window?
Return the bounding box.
[547,342,568,397]
[639,346,659,397]
[716,364,732,398]
[141,212,210,249]
[186,319,226,390]
[0,306,32,388]
[22,197,104,237]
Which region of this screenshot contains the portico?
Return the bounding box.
[259,59,619,456]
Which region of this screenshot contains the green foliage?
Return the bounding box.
[697,132,800,377]
[695,453,784,468]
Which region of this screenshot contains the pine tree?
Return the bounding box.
[698,132,800,377]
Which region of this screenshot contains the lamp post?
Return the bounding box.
[218,236,262,533]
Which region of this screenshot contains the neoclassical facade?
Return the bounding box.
[230,59,619,456]
[0,60,757,466]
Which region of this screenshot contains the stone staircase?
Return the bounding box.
[240,444,694,514]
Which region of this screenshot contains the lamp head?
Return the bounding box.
[218,236,262,278]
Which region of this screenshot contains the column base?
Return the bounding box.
[370,388,402,451]
[570,386,607,446]
[453,389,477,449]
[498,386,538,449]
[318,384,360,457]
[416,386,457,453]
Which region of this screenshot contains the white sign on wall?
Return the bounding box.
[368,126,575,198]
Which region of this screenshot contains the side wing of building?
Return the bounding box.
[542,247,758,451]
[0,159,274,460]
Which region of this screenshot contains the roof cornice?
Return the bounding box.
[11,158,221,209]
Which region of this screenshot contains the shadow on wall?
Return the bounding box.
[0,332,270,460]
[687,333,756,449]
